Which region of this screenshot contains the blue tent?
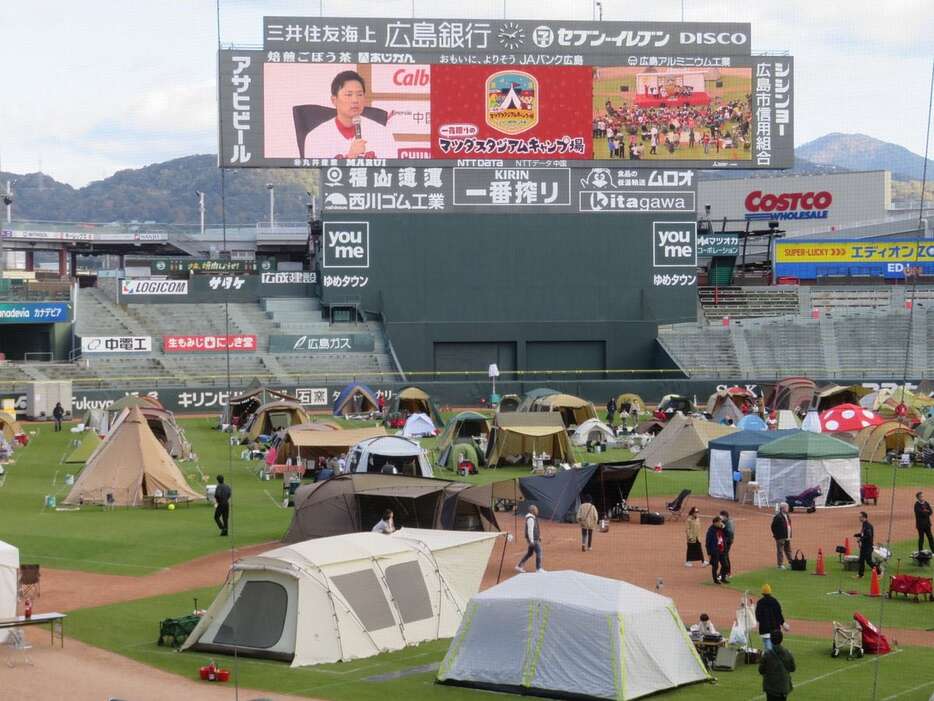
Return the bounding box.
[707,429,799,500]
[517,461,642,522]
[738,415,768,431]
[333,382,379,417]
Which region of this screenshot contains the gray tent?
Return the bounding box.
[518,461,642,522]
[282,473,499,542]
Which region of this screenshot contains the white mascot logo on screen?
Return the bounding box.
[323,222,369,269]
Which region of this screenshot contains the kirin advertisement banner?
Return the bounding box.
[220,49,793,170]
[163,335,258,353]
[81,336,152,354]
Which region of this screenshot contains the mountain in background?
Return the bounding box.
[2,133,931,226]
[1,155,318,227]
[796,133,934,182]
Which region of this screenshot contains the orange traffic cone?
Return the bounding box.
[844,537,851,557]
[815,548,826,576]
[868,567,881,597]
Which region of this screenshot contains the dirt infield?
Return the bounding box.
[1,632,313,701]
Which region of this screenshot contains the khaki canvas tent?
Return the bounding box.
[108,406,191,459]
[63,430,102,464]
[637,414,738,469]
[63,407,202,506]
[766,377,816,412]
[815,384,868,412]
[0,412,25,442]
[183,529,500,666]
[242,400,310,444]
[486,412,573,467]
[106,394,163,416]
[497,394,520,412]
[615,393,646,414]
[437,570,709,700]
[532,393,598,428]
[0,539,18,644]
[275,426,387,464]
[516,388,559,413]
[854,422,916,462]
[282,473,499,542]
[386,386,444,428]
[226,383,300,427]
[705,387,757,424]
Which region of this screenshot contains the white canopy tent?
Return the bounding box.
[0,539,19,643]
[346,435,433,477]
[182,529,500,667]
[400,413,437,438]
[755,432,861,507]
[438,570,709,700]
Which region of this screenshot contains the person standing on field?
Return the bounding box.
[213,474,231,536]
[515,505,544,573]
[771,502,793,569]
[759,628,795,701]
[576,494,599,552]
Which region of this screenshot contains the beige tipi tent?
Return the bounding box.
[63,407,202,506]
[638,414,738,469]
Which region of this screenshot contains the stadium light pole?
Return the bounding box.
[3,180,13,225]
[196,191,205,236]
[266,183,276,227]
[593,1,602,21]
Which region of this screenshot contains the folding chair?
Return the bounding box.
[666,489,691,520]
[18,564,40,600]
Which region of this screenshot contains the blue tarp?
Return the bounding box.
[333,382,379,416]
[738,415,768,431]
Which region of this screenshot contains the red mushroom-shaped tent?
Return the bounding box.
[819,403,884,433]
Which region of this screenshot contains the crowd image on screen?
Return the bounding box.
[592,96,752,160]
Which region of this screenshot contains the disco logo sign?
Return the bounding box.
[322,222,369,269]
[652,222,697,268]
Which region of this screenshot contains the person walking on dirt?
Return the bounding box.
[759,628,795,701]
[576,494,599,552]
[685,506,706,567]
[915,492,933,552]
[52,402,64,432]
[771,503,793,569]
[755,584,789,652]
[213,474,231,536]
[719,509,735,582]
[855,511,875,578]
[516,505,544,573]
[706,516,727,584]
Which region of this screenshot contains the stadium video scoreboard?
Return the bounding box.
[219,16,794,171]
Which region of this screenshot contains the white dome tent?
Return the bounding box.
[400,412,437,438]
[438,570,709,700]
[346,435,433,477]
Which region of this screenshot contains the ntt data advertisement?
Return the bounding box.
[219,17,792,170]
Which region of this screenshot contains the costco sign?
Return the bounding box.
[744,190,832,221]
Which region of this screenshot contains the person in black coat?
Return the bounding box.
[606,396,617,427]
[770,503,793,569]
[213,474,232,536]
[52,402,64,432]
[705,516,727,584]
[915,492,933,552]
[855,511,875,578]
[754,584,788,652]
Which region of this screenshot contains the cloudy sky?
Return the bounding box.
[2,0,932,186]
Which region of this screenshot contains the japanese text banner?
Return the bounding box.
[775,241,934,263]
[163,335,258,353]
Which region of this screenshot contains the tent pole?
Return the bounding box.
[496,533,508,583]
[643,465,650,511]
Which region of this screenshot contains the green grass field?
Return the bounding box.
[725,537,934,631]
[63,585,934,701]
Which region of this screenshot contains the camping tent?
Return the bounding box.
[775,410,801,430]
[738,414,767,431]
[346,435,433,477]
[497,394,520,412]
[436,412,490,467]
[241,400,310,444]
[516,388,559,413]
[486,412,573,467]
[854,422,916,462]
[333,383,379,417]
[274,426,387,464]
[63,430,102,464]
[437,570,709,700]
[706,387,757,424]
[518,461,642,522]
[182,529,500,666]
[63,407,202,506]
[637,414,737,469]
[401,413,437,438]
[707,430,798,500]
[531,393,598,428]
[570,418,616,447]
[439,441,483,470]
[615,393,646,414]
[385,386,444,428]
[0,412,24,443]
[82,407,109,434]
[105,394,163,418]
[755,431,861,507]
[815,384,868,412]
[108,406,191,459]
[0,539,18,644]
[225,383,300,427]
[766,377,816,412]
[656,394,695,417]
[282,474,499,542]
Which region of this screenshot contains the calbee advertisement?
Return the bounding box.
[120,279,189,296]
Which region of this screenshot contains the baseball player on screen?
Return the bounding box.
[304,70,399,159]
